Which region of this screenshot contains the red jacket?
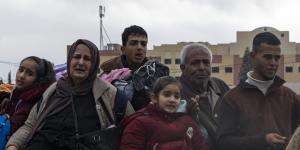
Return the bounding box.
[121,104,208,150]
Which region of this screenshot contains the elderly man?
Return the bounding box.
[179,43,230,150]
[217,32,300,150]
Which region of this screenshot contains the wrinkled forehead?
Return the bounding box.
[74,44,91,55]
[186,49,211,61]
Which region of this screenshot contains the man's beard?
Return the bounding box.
[183,75,210,92]
[194,77,210,92]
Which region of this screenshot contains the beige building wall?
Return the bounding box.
[210,44,230,56]
[229,27,291,56]
[211,55,234,86]
[147,45,182,77]
[284,54,300,83]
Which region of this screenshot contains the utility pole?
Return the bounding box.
[99,5,105,50]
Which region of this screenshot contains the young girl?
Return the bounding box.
[121,76,208,150]
[0,56,55,134]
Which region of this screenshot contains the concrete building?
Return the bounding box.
[99,26,300,92]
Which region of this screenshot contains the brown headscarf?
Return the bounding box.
[27,39,100,141]
[66,39,100,95]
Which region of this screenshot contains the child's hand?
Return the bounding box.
[187,95,200,117]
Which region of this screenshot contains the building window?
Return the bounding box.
[286,66,293,73]
[164,58,172,64]
[225,67,232,73]
[298,67,300,72]
[175,58,181,64]
[296,55,300,62]
[212,67,219,73]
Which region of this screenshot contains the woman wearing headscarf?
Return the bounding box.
[6,39,134,150]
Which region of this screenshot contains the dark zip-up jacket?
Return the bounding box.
[217,76,300,150]
[180,76,230,150]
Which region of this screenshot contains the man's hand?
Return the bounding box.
[7,146,18,150]
[265,133,287,147]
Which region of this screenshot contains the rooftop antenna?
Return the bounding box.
[99,5,105,50]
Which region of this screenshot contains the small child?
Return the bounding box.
[121,76,208,150]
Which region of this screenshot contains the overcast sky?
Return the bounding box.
[1,0,300,82]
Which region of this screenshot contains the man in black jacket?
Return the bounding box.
[179,43,230,150]
[100,25,169,111]
[217,32,300,150]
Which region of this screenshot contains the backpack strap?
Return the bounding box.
[113,89,129,125]
[96,89,128,125]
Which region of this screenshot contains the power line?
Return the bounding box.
[0,60,19,66]
[103,24,112,43]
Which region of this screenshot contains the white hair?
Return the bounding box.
[180,43,213,64]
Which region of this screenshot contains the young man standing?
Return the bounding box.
[101,25,148,73]
[217,32,300,150]
[101,25,169,111]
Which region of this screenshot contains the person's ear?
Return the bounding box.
[250,51,256,59]
[180,64,185,71]
[121,46,126,54]
[150,93,158,104]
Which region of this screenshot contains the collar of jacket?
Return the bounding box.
[239,75,285,90]
[100,55,124,73]
[121,55,149,72]
[208,77,223,95]
[146,104,184,122]
[92,78,112,100]
[100,55,149,73]
[39,78,112,115]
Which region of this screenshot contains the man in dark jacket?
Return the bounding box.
[100,25,169,111]
[217,32,300,150]
[179,43,230,150]
[100,25,148,74]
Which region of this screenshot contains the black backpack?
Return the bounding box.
[112,59,169,110]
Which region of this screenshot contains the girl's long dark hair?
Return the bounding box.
[20,56,56,86]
